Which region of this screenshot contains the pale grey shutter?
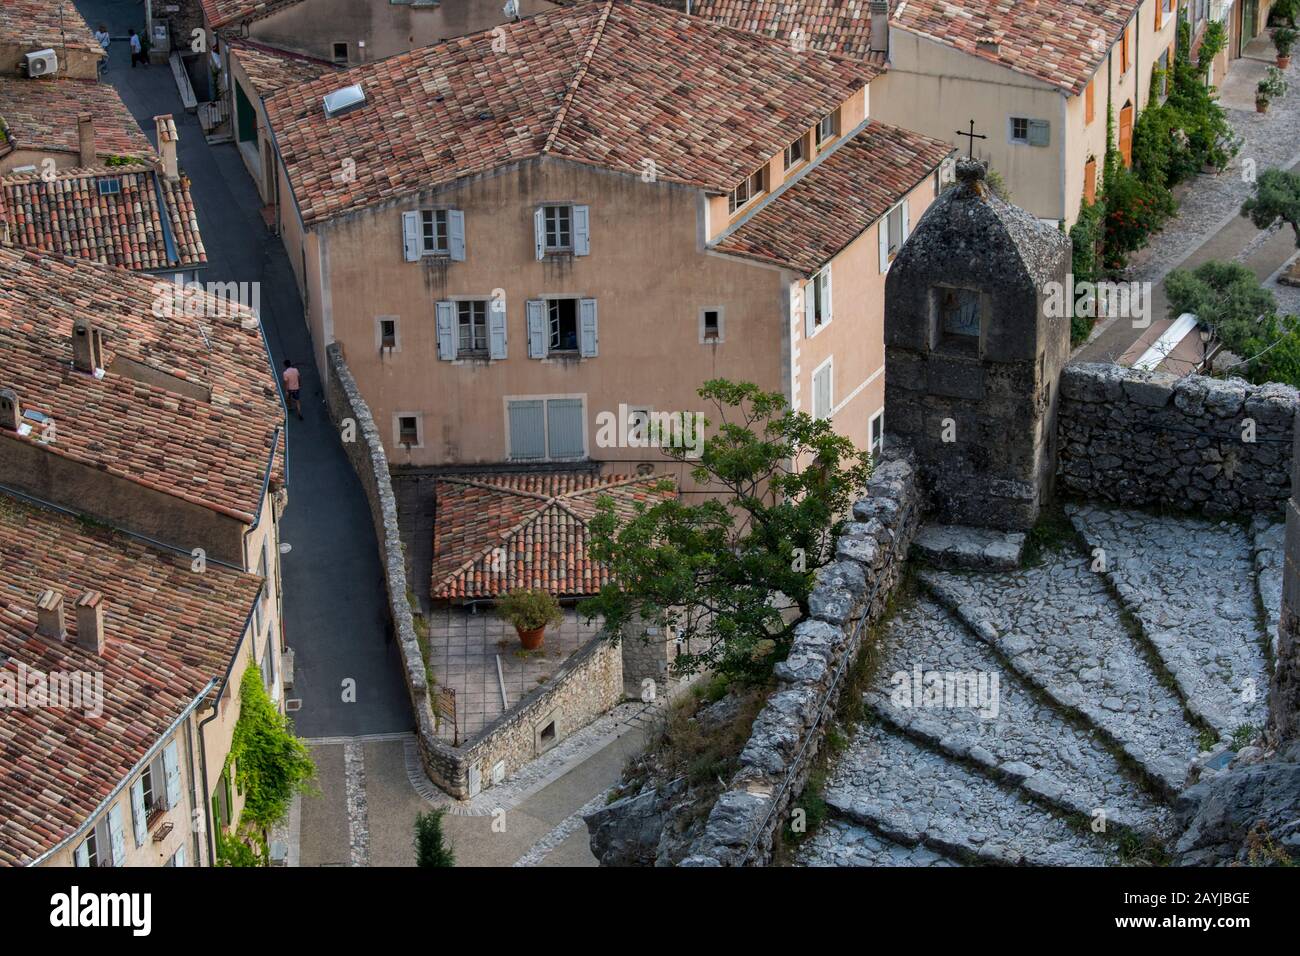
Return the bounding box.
[173,844,187,867]
[804,277,816,337]
[823,266,833,323]
[163,741,182,808]
[130,777,147,846]
[878,217,890,273]
[435,301,456,360]
[526,300,546,358]
[488,304,507,359]
[579,298,598,357]
[448,209,466,261]
[546,398,585,458]
[508,400,546,459]
[74,839,89,867]
[107,804,126,865]
[572,204,590,256]
[402,211,421,262]
[814,366,832,419]
[1028,119,1050,147]
[901,200,911,243]
[534,207,546,260]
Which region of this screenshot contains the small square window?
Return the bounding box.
[784,135,805,170]
[1010,117,1030,143]
[398,416,419,446]
[379,318,397,349]
[728,166,765,214]
[97,178,121,196]
[818,112,838,145]
[543,205,572,251]
[332,42,349,63]
[702,309,721,341]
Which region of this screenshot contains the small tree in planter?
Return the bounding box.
[1258,66,1288,113]
[1275,26,1297,69]
[498,587,563,649]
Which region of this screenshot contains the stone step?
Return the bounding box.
[911,524,1026,570]
[1068,505,1271,738]
[820,722,1121,865]
[920,559,1200,798]
[797,820,962,866]
[867,596,1171,837]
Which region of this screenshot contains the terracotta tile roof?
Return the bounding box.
[0,78,156,163]
[0,164,207,272]
[226,38,339,99]
[0,1,103,59]
[265,0,881,226]
[0,494,260,867]
[714,120,953,274]
[0,247,283,523]
[692,0,884,61]
[431,472,674,600]
[893,0,1138,95]
[202,0,308,29]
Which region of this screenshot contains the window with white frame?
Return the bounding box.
[548,299,578,352]
[403,208,464,262]
[543,205,572,251]
[870,410,885,458]
[396,414,421,448]
[879,200,909,271]
[422,209,449,254]
[457,300,489,354]
[812,360,833,421]
[1009,116,1050,146]
[810,268,831,331]
[817,110,839,145]
[526,298,597,358]
[533,204,589,258]
[700,306,723,343]
[507,397,586,460]
[377,316,398,351]
[784,134,807,170]
[729,166,765,214]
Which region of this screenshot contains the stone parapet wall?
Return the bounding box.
[1058,364,1298,517]
[681,450,921,866]
[324,344,623,799]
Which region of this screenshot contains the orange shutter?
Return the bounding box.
[1085,78,1095,124]
[1084,158,1097,203]
[1118,104,1134,167]
[1155,2,1162,30]
[1121,28,1130,72]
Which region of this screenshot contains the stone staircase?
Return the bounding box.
[797,505,1280,867]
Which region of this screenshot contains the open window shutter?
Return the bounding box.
[107,804,126,866]
[402,211,421,262]
[1028,120,1050,147]
[823,266,833,323]
[74,840,89,867]
[173,844,186,867]
[878,218,890,273]
[901,201,911,242]
[526,300,546,358]
[804,279,816,337]
[573,204,590,256]
[488,304,508,359]
[533,207,545,260]
[130,778,147,846]
[579,299,598,357]
[163,741,182,808]
[448,209,466,261]
[435,301,456,360]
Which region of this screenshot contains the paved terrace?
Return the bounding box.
[798,504,1280,866]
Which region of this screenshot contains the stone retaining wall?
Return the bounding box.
[1058,364,1298,517]
[324,344,623,798]
[681,450,922,866]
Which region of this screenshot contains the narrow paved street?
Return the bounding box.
[76,0,412,739]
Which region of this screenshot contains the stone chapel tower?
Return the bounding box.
[883,159,1071,531]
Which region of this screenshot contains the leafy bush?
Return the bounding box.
[1259,65,1289,103]
[1068,200,1105,343]
[231,663,316,833]
[1274,25,1298,58]
[1100,161,1176,270]
[498,587,563,631]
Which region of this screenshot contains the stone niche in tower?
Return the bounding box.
[883,159,1071,531]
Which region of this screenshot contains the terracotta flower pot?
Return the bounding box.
[516,625,545,650]
[1257,99,1270,113]
[1279,55,1292,69]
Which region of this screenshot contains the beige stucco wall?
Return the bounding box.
[244,0,558,64]
[0,44,100,81]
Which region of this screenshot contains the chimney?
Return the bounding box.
[72,317,104,373]
[77,114,96,168]
[0,387,18,431]
[869,0,890,55]
[155,114,179,182]
[75,591,105,654]
[37,589,65,639]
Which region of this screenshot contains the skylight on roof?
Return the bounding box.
[97,178,121,196]
[323,83,366,119]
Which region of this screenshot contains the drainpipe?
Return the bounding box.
[197,697,219,865]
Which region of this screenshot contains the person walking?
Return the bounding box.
[128,30,143,68]
[282,360,303,421]
[94,25,111,74]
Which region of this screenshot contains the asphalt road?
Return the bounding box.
[75,0,413,737]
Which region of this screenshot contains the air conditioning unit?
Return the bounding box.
[25,49,58,77]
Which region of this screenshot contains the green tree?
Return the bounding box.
[414,810,455,867]
[1242,167,1300,246]
[580,379,873,684]
[230,663,316,835]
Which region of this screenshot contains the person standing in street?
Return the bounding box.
[128,30,143,68]
[282,360,303,421]
[94,25,111,74]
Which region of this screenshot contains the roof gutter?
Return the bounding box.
[25,677,219,866]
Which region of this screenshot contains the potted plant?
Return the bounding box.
[1275,26,1297,68]
[1258,66,1289,113]
[498,587,563,650]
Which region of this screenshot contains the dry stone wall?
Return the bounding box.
[681,450,921,866]
[1058,364,1298,517]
